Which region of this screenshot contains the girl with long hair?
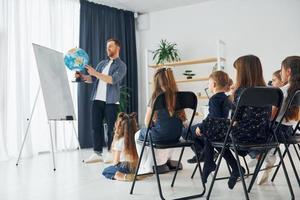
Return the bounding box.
[257,56,300,185]
[140,67,186,142]
[278,56,300,124]
[135,68,186,173]
[102,112,139,181]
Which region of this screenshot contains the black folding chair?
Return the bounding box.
[206,87,295,200]
[190,148,250,180]
[270,90,300,187]
[130,92,206,200]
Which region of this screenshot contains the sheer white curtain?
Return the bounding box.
[0,0,80,161]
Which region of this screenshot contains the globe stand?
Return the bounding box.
[72,71,86,83]
[72,77,84,83]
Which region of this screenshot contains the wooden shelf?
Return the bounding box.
[149,77,209,84]
[176,77,209,83]
[198,96,209,100]
[149,57,226,68]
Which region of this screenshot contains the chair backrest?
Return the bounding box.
[231,87,283,135]
[237,87,283,108]
[289,90,300,107]
[152,91,197,112]
[277,90,300,126]
[148,91,197,140]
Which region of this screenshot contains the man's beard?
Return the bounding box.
[107,51,116,58]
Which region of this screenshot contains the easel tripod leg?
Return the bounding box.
[16,86,41,166]
[48,121,56,171]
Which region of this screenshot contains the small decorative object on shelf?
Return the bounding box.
[183,70,196,79]
[197,92,201,97]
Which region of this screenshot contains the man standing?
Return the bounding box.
[77,38,127,163]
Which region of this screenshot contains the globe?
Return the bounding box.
[64,48,89,71]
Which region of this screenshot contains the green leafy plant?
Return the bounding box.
[153,39,180,65]
[118,86,132,113]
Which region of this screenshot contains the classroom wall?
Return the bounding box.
[136,0,300,123]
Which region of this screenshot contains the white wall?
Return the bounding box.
[136,0,300,123]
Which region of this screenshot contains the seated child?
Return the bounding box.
[271,69,284,87]
[257,56,300,185]
[102,112,139,181]
[183,71,232,163]
[248,69,284,162]
[135,68,187,174]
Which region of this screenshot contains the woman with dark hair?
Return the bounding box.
[232,55,271,143]
[200,55,271,189]
[257,56,300,185]
[278,56,300,124]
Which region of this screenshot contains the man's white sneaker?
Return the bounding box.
[85,153,103,164]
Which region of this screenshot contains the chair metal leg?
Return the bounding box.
[191,150,205,179]
[171,147,185,187]
[232,145,249,200]
[191,151,225,179]
[226,160,232,174]
[206,146,225,200]
[191,165,198,179]
[171,145,207,200]
[243,156,250,177]
[130,140,147,195]
[248,152,267,193]
[194,151,206,197]
[170,146,206,200]
[284,144,300,187]
[276,147,295,199]
[150,142,165,200]
[271,145,289,182]
[292,144,300,161]
[173,151,206,200]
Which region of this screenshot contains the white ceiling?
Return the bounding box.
[89,0,213,13]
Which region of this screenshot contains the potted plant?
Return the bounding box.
[118,86,132,113]
[153,39,180,65]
